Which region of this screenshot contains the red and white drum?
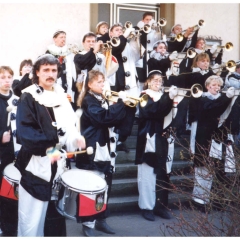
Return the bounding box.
[56,169,107,220]
[0,163,21,200]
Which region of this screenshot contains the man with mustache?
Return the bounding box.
[15,54,86,237]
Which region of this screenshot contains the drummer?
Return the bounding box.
[0,66,21,236]
[75,69,135,237]
[15,54,86,237]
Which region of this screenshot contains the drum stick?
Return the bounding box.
[66,146,93,158]
[6,106,13,127]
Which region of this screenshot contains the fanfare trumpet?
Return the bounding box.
[170,47,197,60]
[124,21,151,34]
[210,60,236,73]
[164,84,203,98]
[205,42,233,52]
[176,19,205,42]
[100,37,120,52]
[104,90,149,107]
[152,18,167,28]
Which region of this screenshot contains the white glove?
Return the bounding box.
[162,34,167,42]
[169,51,178,61]
[226,87,235,98]
[169,85,178,99]
[166,68,172,80]
[118,91,127,101]
[212,63,221,74]
[210,43,218,54]
[123,27,135,38]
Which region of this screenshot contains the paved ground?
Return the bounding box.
[64,204,229,237]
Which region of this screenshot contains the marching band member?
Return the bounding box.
[167,24,194,53]
[0,66,21,236]
[147,40,178,78]
[97,22,139,151]
[46,30,77,110]
[75,69,135,236]
[12,59,33,97]
[15,54,86,236]
[96,21,109,38]
[135,70,178,221]
[190,53,216,91]
[135,12,164,89]
[188,75,234,212]
[74,32,118,102]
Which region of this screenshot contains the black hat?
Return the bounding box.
[53,30,66,38]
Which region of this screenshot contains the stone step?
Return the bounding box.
[110,174,194,197]
[108,190,192,213]
[113,160,193,179]
[116,147,191,164]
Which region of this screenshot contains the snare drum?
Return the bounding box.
[0,163,21,200]
[56,169,107,220]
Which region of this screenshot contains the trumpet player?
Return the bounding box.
[96,21,109,38]
[74,32,118,106]
[136,12,167,88]
[135,70,178,221]
[188,75,235,212]
[148,40,178,79]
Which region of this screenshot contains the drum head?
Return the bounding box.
[61,169,107,192]
[3,163,21,183]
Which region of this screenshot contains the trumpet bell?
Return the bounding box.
[198,19,205,28]
[176,33,184,42]
[139,94,148,107]
[111,37,120,47]
[191,84,203,98]
[158,18,167,27]
[125,21,132,29]
[142,24,151,34]
[226,60,236,72]
[224,42,233,51]
[187,47,197,58]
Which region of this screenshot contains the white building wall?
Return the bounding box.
[0,3,90,76]
[175,3,240,64]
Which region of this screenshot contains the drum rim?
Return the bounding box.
[3,175,19,184]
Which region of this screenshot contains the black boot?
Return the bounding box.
[95,219,115,234]
[82,225,95,237]
[154,208,172,219]
[142,209,155,221]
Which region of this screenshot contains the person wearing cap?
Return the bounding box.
[0,66,21,236]
[15,54,86,236]
[147,40,178,82]
[135,70,178,221]
[46,30,77,110]
[96,21,109,38]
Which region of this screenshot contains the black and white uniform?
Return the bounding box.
[135,89,174,211]
[97,33,140,98]
[189,92,232,205]
[15,84,82,236]
[46,44,77,110]
[0,91,21,236]
[75,91,135,228]
[136,20,165,88]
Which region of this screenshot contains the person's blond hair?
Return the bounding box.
[205,75,223,88]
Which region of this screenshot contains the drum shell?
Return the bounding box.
[56,169,107,220]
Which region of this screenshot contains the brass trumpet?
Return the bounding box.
[170,47,197,60]
[164,84,203,98]
[100,37,120,52]
[210,60,236,73]
[205,42,233,52]
[104,90,149,107]
[176,19,205,42]
[124,21,151,34]
[152,18,167,28]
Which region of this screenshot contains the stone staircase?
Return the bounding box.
[108,123,194,213]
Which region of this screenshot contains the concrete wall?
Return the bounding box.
[175,3,240,63]
[0,3,90,77]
